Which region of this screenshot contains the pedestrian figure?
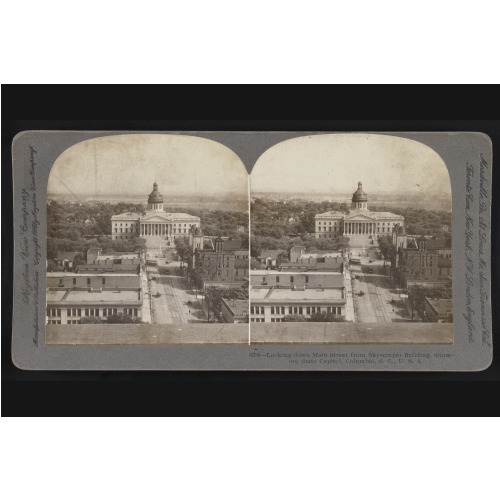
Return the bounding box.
[189,309,191,315]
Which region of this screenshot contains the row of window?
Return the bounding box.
[260,276,305,285]
[47,308,139,317]
[317,221,398,226]
[250,306,342,315]
[59,278,107,286]
[114,222,190,227]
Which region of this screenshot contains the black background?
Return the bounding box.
[2,85,499,416]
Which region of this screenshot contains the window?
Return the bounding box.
[271,307,275,314]
[73,278,76,285]
[290,276,294,284]
[276,276,279,284]
[102,278,105,285]
[87,278,91,285]
[305,276,309,283]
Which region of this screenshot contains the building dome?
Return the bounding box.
[352,181,368,203]
[148,182,164,204]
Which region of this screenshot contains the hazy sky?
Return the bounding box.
[250,134,452,200]
[48,134,248,199]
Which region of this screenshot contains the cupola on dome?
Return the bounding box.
[148,182,164,204]
[352,181,368,202]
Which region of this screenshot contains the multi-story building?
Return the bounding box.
[111,182,200,244]
[315,181,405,245]
[282,248,344,273]
[396,236,452,288]
[46,272,143,324]
[250,286,345,323]
[77,248,141,273]
[194,236,249,284]
[251,270,344,289]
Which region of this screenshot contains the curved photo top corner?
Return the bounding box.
[249,133,453,344]
[45,134,250,344]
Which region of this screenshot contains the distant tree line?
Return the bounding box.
[47,200,249,261]
[250,197,452,258]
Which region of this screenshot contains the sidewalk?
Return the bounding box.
[141,270,152,324]
[343,267,356,322]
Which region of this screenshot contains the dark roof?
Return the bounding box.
[148,182,164,204]
[352,181,368,202]
[427,237,450,250]
[223,238,245,251]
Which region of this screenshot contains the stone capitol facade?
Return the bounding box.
[315,181,405,246]
[111,182,200,246]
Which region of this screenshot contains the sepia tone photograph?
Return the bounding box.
[45,134,249,343]
[250,134,453,343]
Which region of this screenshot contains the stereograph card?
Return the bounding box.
[11,131,493,370]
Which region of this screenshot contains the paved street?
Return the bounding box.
[144,249,207,324]
[349,247,409,323]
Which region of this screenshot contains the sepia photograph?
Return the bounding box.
[250,134,453,342]
[45,134,249,343]
[11,128,493,369]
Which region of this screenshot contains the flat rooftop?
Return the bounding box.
[251,287,344,303]
[300,252,343,259]
[222,299,249,317]
[47,289,142,305]
[47,272,140,278]
[95,255,139,261]
[251,270,343,276]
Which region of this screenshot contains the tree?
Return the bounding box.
[205,285,249,320]
[106,313,142,324]
[175,236,191,265]
[276,251,289,266]
[283,314,308,322]
[309,311,343,322]
[80,316,103,324]
[378,235,396,265]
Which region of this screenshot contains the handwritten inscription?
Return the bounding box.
[462,155,491,346]
[463,163,475,343]
[478,154,490,346]
[19,145,41,346]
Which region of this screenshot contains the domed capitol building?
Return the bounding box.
[315,181,405,246]
[111,182,200,246]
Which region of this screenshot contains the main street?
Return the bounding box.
[349,247,409,323]
[145,250,206,324]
